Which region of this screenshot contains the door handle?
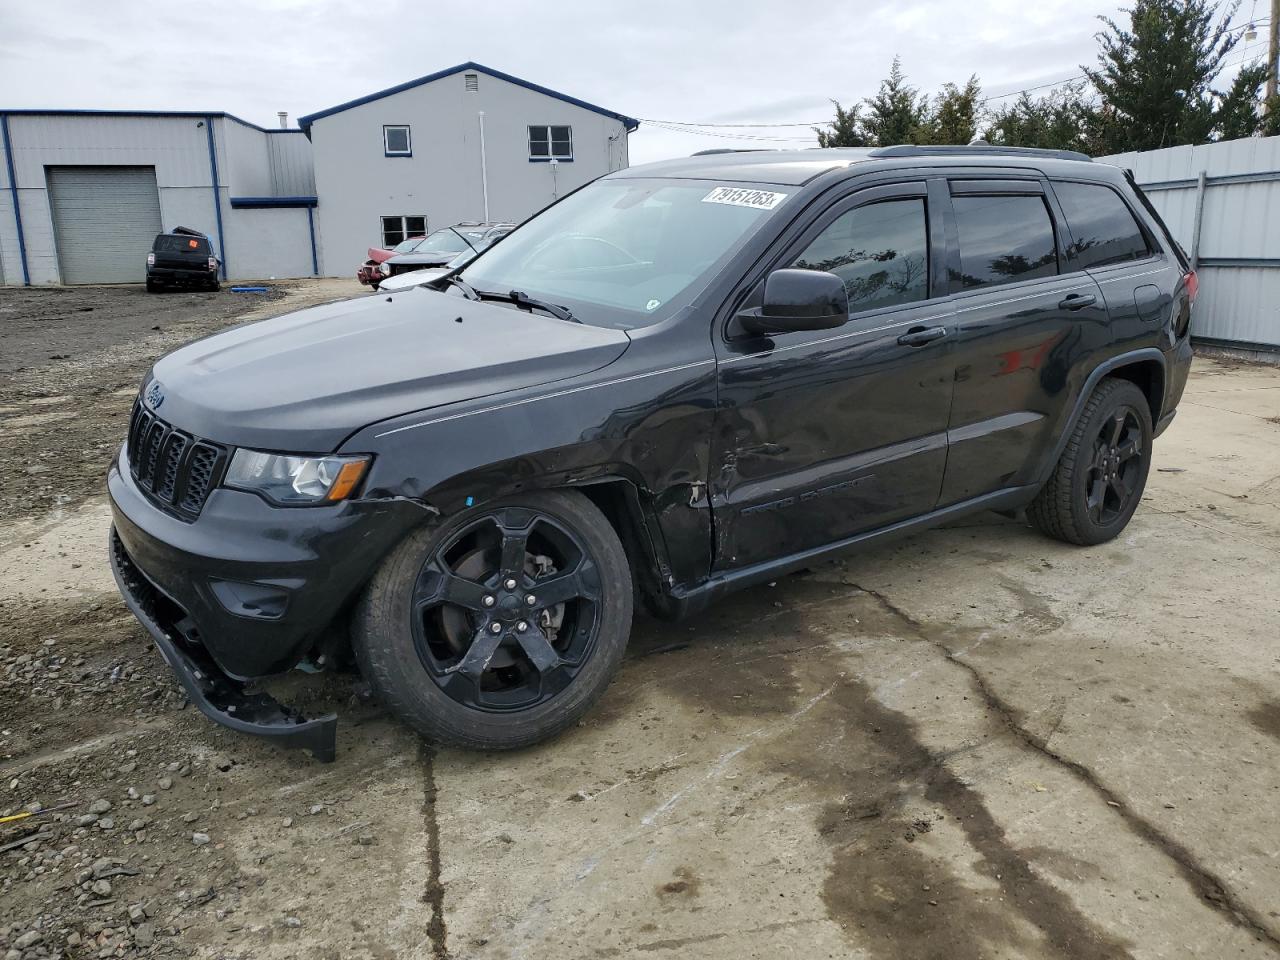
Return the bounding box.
[1059,293,1097,310]
[897,325,947,347]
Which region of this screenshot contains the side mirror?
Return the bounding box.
[736,269,849,337]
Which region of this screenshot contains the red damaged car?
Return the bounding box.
[356,236,426,288]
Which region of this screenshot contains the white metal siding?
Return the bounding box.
[47,166,161,284]
[267,133,316,196]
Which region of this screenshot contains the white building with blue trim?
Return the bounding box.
[0,62,637,286]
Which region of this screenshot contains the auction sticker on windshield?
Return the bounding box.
[701,186,788,210]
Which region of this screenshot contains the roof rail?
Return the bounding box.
[690,148,767,156]
[868,144,1092,163]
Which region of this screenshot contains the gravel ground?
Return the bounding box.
[1,283,1278,960]
[0,283,372,524]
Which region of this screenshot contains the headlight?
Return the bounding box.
[379,262,391,276]
[225,450,371,505]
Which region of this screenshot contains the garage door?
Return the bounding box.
[47,166,162,284]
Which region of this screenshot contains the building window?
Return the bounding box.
[383,125,412,157]
[529,125,573,161]
[381,215,426,248]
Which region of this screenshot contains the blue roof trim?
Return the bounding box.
[295,62,639,136]
[0,109,305,135]
[229,196,318,208]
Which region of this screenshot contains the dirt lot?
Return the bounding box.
[1,281,1278,960]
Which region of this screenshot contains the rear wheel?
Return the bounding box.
[145,279,161,293]
[1028,378,1153,545]
[207,279,221,292]
[354,491,633,749]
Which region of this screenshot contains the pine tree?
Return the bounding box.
[987,83,1103,153]
[1214,62,1269,140]
[1083,0,1241,152]
[921,76,984,144]
[815,100,869,147]
[862,56,931,146]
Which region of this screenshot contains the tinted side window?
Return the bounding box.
[791,198,929,313]
[951,194,1057,289]
[1053,181,1151,269]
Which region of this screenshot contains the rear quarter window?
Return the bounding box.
[951,194,1058,290]
[1052,181,1151,270]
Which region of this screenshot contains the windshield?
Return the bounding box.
[391,237,423,253]
[415,227,484,254]
[456,178,795,328]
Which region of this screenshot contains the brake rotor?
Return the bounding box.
[435,545,565,670]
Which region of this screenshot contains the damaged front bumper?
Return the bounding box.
[110,528,339,762]
[106,449,432,761]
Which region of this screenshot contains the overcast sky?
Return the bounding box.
[0,0,1265,164]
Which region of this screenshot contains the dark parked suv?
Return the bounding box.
[108,146,1194,760]
[146,229,220,292]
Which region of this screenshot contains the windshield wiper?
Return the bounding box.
[507,290,578,323]
[467,288,578,323]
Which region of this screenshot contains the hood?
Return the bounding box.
[147,291,630,452]
[367,246,396,264]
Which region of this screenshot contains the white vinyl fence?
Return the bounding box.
[1101,135,1280,350]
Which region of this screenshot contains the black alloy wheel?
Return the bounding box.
[354,490,632,749]
[411,506,603,712]
[1028,377,1153,546]
[1086,406,1144,525]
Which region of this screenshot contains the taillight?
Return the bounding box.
[147,253,155,266]
[207,257,217,271]
[1184,270,1198,303]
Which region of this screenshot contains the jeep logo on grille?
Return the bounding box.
[145,381,165,410]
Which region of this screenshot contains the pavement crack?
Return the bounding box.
[420,742,450,960]
[854,583,1280,953]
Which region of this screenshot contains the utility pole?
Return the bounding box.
[1268,0,1280,108]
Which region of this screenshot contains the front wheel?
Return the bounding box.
[1028,378,1153,545]
[354,491,633,749]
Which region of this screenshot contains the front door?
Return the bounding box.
[711,181,956,572]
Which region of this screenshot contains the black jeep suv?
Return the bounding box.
[108,146,1194,760]
[146,229,220,292]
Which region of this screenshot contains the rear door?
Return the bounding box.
[1048,178,1177,347]
[937,178,1111,506]
[711,180,956,571]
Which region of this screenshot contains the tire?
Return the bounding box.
[1028,378,1153,546]
[208,280,221,292]
[354,490,633,749]
[145,279,160,293]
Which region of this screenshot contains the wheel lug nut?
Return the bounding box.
[489,622,503,634]
[482,595,495,608]
[504,578,517,590]
[526,594,537,606]
[516,621,528,633]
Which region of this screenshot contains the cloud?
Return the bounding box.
[1,0,1127,164]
